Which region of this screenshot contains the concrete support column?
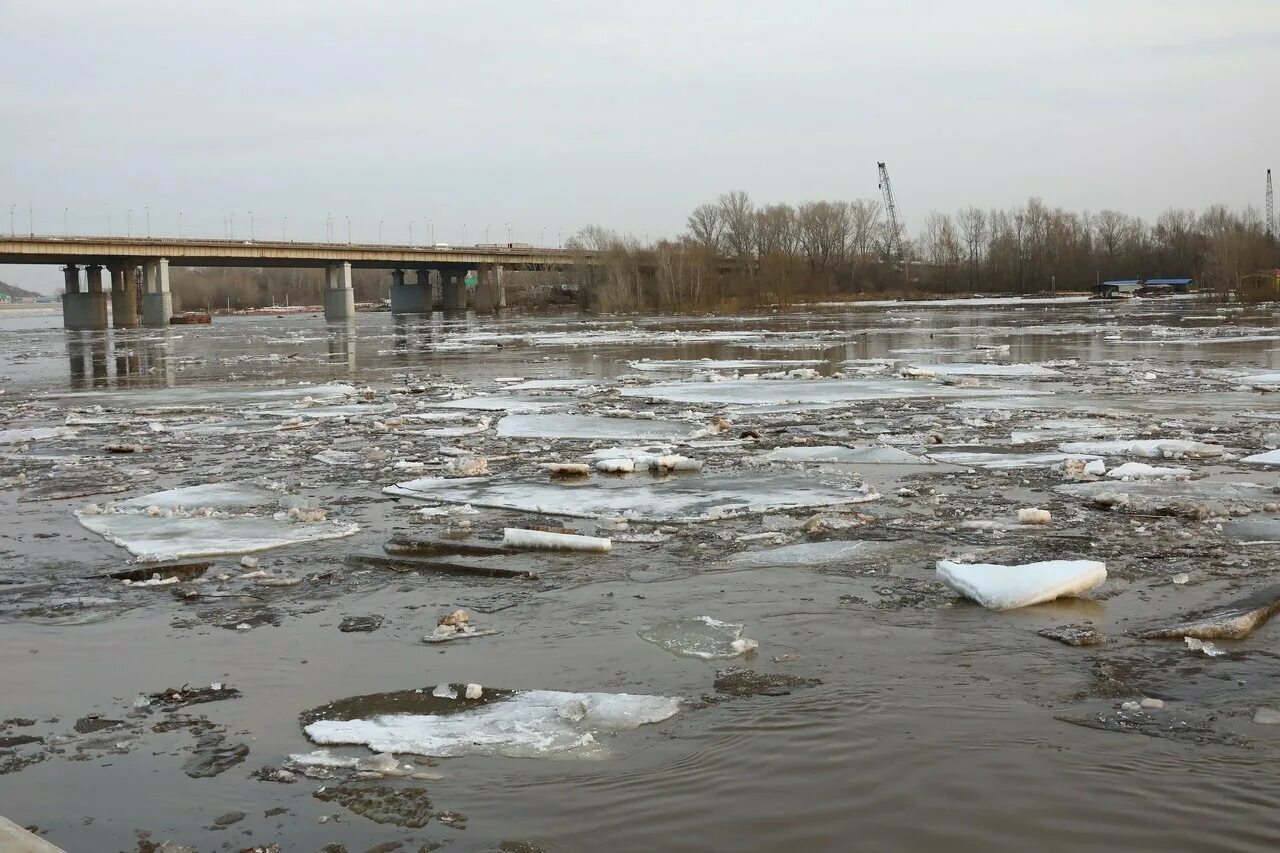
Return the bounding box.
[324,261,355,321]
[390,267,432,314]
[143,258,172,327]
[442,270,467,312]
[474,263,497,313]
[63,263,108,331]
[110,263,140,328]
[63,265,82,295]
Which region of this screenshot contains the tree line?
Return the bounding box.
[566,192,1279,311]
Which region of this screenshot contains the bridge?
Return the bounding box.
[0,234,584,329]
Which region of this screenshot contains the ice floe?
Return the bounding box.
[1058,439,1225,459]
[936,559,1107,610]
[1241,449,1280,466]
[304,690,682,759]
[620,377,1046,406]
[927,450,1100,469]
[1105,461,1192,480]
[0,426,77,444]
[638,616,759,659]
[763,445,933,465]
[917,362,1063,378]
[496,413,700,440]
[74,482,358,561]
[385,472,877,522]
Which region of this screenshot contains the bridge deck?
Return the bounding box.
[0,235,579,269]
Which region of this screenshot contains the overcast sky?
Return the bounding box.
[2,0,1277,292]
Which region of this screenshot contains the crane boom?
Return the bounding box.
[1267,169,1275,240]
[877,161,905,259]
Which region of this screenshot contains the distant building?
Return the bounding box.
[1240,269,1280,296]
[0,292,10,303]
[1094,279,1141,298]
[1093,277,1193,298]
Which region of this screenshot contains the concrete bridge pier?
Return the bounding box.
[390,267,432,314]
[474,263,508,313]
[442,270,467,312]
[324,261,355,321]
[62,264,109,330]
[142,258,172,327]
[109,263,140,328]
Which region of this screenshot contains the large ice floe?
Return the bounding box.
[384,472,877,522]
[763,445,933,465]
[914,362,1063,378]
[495,413,700,441]
[936,559,1107,609]
[627,358,827,372]
[927,450,1099,469]
[74,482,358,562]
[0,426,77,444]
[619,377,1046,406]
[1058,439,1225,459]
[1242,449,1280,467]
[302,688,682,759]
[46,382,357,409]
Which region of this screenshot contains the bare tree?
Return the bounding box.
[686,204,724,250]
[717,191,756,262]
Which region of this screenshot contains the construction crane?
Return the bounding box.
[1267,169,1275,240]
[877,161,905,260]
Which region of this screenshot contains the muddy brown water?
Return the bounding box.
[2,297,1280,851]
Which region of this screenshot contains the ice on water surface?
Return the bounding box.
[917,362,1063,378]
[304,690,682,759]
[638,616,759,659]
[76,513,359,562]
[764,445,933,465]
[385,472,878,522]
[496,413,700,441]
[936,559,1107,610]
[728,540,886,567]
[0,426,77,444]
[621,377,1046,406]
[74,482,357,561]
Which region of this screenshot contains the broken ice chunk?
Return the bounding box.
[502,528,612,553]
[935,559,1107,610]
[638,616,759,660]
[1184,637,1225,657]
[304,690,681,759]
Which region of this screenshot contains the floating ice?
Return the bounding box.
[385,472,878,522]
[728,540,884,567]
[47,383,356,408]
[257,402,396,419]
[76,513,359,562]
[1056,479,1278,511]
[638,616,759,659]
[1185,637,1225,657]
[305,690,682,759]
[313,450,364,466]
[764,445,933,465]
[1059,439,1224,459]
[496,413,699,440]
[433,395,574,413]
[1106,462,1192,480]
[75,482,357,561]
[1242,449,1280,466]
[928,450,1100,469]
[935,559,1107,610]
[116,482,280,512]
[502,528,612,553]
[620,378,1045,406]
[918,362,1063,378]
[0,426,76,444]
[628,358,825,372]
